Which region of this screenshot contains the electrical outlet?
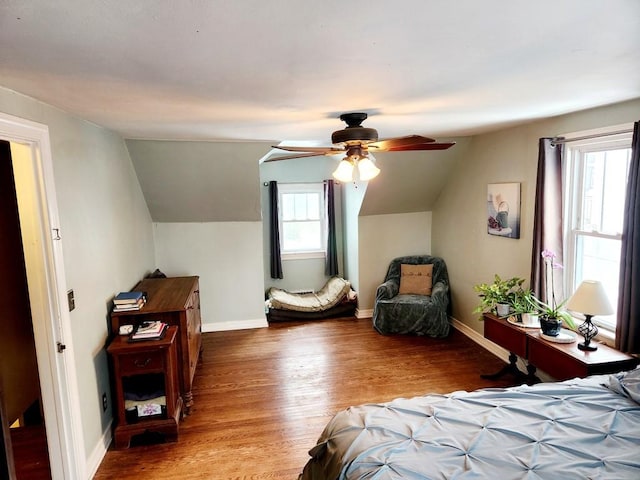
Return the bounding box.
[67,289,75,311]
[102,393,108,412]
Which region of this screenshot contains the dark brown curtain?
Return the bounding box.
[325,180,338,276]
[530,138,564,302]
[616,121,640,353]
[269,181,283,279]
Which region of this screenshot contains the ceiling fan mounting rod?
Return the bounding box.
[340,112,368,128]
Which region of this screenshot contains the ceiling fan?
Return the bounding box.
[267,112,455,182]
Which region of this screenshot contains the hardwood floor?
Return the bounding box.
[10,425,50,480]
[94,318,512,479]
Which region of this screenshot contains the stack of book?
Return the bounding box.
[113,291,147,312]
[129,320,168,342]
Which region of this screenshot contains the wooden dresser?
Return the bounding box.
[111,276,202,412]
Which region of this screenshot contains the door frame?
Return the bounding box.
[0,112,85,479]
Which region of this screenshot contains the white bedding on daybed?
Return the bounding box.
[266,277,352,312]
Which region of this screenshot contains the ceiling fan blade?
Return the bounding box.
[271,145,345,154]
[368,135,436,151]
[387,142,456,151]
[263,152,329,162]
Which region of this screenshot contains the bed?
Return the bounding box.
[299,368,640,479]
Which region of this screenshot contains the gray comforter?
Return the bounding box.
[300,369,640,479]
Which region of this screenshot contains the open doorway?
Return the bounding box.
[0,140,51,479]
[0,113,85,480]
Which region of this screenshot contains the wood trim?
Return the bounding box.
[355,308,373,319]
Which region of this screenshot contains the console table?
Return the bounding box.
[482,313,638,383]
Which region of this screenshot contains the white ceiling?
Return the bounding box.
[1,0,639,144]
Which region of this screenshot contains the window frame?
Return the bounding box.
[278,182,327,260]
[563,128,633,333]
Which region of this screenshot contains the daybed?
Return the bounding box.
[266,277,357,322]
[299,368,640,479]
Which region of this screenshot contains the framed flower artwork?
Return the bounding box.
[487,182,521,239]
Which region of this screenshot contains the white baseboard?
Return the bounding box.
[86,420,112,479]
[202,318,268,332]
[356,308,373,319]
[450,316,510,363]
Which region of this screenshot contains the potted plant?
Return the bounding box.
[509,288,539,325]
[473,275,525,317]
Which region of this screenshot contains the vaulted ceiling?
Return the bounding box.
[1,1,639,220]
[2,1,638,143]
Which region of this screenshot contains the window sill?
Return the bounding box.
[594,326,616,348]
[282,251,326,261]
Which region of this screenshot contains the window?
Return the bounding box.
[564,129,633,332]
[279,183,326,259]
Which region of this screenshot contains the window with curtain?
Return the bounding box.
[278,183,327,259]
[564,131,633,332]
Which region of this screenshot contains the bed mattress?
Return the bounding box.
[300,370,640,479]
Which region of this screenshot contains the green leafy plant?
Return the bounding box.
[473,275,525,315]
[510,288,538,315]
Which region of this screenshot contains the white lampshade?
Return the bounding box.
[332,159,354,182]
[566,280,614,316]
[357,157,380,181]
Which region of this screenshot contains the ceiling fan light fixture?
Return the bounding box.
[332,159,354,182]
[357,157,380,181]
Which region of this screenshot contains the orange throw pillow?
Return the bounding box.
[398,264,433,295]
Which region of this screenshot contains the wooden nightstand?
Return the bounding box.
[482,314,638,382]
[107,326,183,449]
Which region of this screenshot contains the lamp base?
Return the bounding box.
[578,342,597,351]
[577,315,599,352]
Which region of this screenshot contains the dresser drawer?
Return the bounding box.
[118,349,165,375]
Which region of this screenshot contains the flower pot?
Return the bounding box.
[521,312,539,327]
[540,316,562,336]
[496,303,510,317]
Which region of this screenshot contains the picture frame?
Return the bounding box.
[487,182,521,239]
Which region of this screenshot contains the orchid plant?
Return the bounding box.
[532,249,576,330]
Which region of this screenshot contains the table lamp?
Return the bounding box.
[566,280,613,351]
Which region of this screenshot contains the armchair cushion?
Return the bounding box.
[373,255,450,337]
[398,264,433,295]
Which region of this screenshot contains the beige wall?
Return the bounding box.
[358,211,432,311]
[433,98,640,334]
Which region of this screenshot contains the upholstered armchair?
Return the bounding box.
[373,255,450,337]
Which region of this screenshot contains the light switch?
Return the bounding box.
[67,289,75,311]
